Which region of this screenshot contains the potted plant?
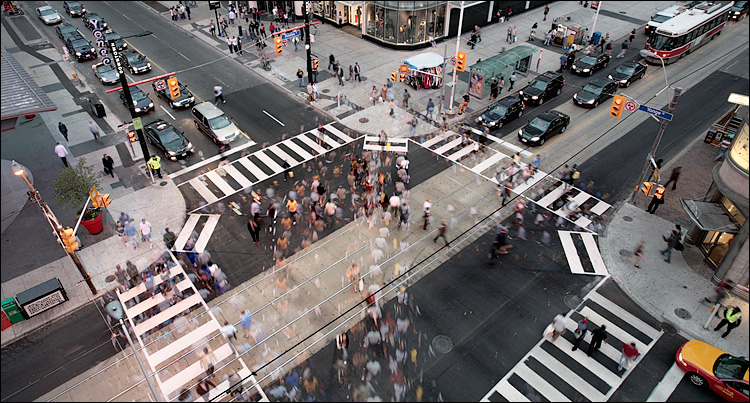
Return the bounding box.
[53,157,104,235]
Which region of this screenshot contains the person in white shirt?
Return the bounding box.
[54,142,69,167]
[139,218,152,248]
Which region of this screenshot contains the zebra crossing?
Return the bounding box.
[172,214,221,254]
[363,135,409,153]
[179,123,357,213]
[533,180,611,229]
[558,231,608,276]
[482,280,663,402]
[116,255,268,401]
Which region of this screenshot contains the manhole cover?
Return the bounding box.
[432,335,453,354]
[619,249,631,257]
[623,216,633,222]
[322,89,331,94]
[359,117,369,123]
[159,181,168,186]
[564,294,582,308]
[675,308,692,320]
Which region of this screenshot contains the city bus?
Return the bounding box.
[644,1,733,64]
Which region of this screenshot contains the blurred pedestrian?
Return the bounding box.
[660,229,680,263]
[617,342,639,372]
[433,220,449,246]
[58,122,69,141]
[715,137,731,161]
[629,29,636,44]
[55,142,69,167]
[663,166,682,190]
[624,241,646,268]
[616,40,628,58]
[551,313,567,341]
[571,317,588,351]
[587,324,608,356]
[88,121,100,142]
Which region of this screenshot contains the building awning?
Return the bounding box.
[404,52,444,70]
[1,46,56,131]
[681,199,741,233]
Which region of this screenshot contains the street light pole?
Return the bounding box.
[448,1,465,115]
[304,1,313,84]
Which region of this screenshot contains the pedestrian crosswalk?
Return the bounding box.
[533,180,611,229]
[179,123,357,212]
[558,231,608,276]
[172,214,221,253]
[482,280,663,402]
[363,135,409,153]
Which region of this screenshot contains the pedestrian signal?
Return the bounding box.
[99,193,112,208]
[610,94,626,119]
[391,72,397,82]
[274,36,283,54]
[641,182,654,196]
[399,73,405,82]
[61,227,79,253]
[312,58,319,70]
[127,130,137,143]
[456,51,467,72]
[654,185,666,199]
[167,77,180,100]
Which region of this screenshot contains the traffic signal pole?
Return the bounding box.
[303,2,313,85]
[448,1,465,115]
[630,87,682,204]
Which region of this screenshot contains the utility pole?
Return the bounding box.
[109,39,150,163]
[304,2,313,84]
[630,87,682,204]
[448,1,465,115]
[438,41,448,116]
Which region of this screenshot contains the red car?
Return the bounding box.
[676,340,749,402]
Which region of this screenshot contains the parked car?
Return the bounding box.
[55,23,79,42]
[608,61,647,87]
[573,78,618,108]
[152,80,195,109]
[83,13,108,31]
[518,71,565,106]
[191,102,243,145]
[517,110,570,146]
[475,96,525,130]
[36,6,62,25]
[120,51,151,74]
[572,54,610,76]
[120,86,154,115]
[731,1,748,20]
[676,340,749,402]
[63,1,86,17]
[104,31,127,51]
[143,120,194,160]
[92,62,120,85]
[65,34,96,62]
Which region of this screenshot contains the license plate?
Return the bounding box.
[520,138,528,143]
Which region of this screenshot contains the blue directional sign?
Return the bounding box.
[281,30,300,40]
[639,104,673,121]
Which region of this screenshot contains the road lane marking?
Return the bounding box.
[646,362,684,402]
[160,105,176,120]
[263,110,285,126]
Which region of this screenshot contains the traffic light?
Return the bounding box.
[391,72,397,82]
[312,58,319,70]
[610,94,626,119]
[641,182,654,196]
[274,36,283,54]
[61,227,79,253]
[127,130,137,143]
[99,193,112,208]
[654,185,666,199]
[399,72,405,82]
[167,77,180,100]
[456,51,467,72]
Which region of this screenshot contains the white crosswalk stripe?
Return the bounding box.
[173,214,221,253]
[179,124,357,212]
[558,231,608,276]
[363,136,409,153]
[482,283,663,402]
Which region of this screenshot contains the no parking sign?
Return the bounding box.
[624,100,638,112]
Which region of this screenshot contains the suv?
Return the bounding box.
[65,34,96,62]
[475,95,525,130]
[518,71,564,106]
[63,1,86,17]
[190,102,242,145]
[645,5,685,36]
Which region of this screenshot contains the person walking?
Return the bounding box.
[506,7,512,21]
[511,26,518,43]
[209,20,216,36]
[354,62,361,82]
[571,317,588,351]
[402,89,410,108]
[422,207,431,230]
[616,40,628,58]
[597,37,607,53]
[102,154,115,178]
[433,220,449,246]
[489,78,499,101]
[124,220,138,250]
[508,72,517,90]
[426,98,435,121]
[506,26,513,43]
[605,41,613,58]
[663,166,682,190]
[646,190,665,214]
[337,62,345,86]
[714,306,742,338]
[228,9,236,25]
[221,321,238,342]
[660,229,680,263]
[139,218,153,249]
[498,76,505,94]
[148,155,162,179]
[715,137,732,161]
[58,122,69,141]
[559,53,568,73]
[551,313,567,342]
[566,51,576,70]
[347,64,354,81]
[214,84,226,104]
[236,36,243,55]
[55,142,69,167]
[185,3,191,20]
[629,29,636,44]
[328,53,336,70]
[625,241,646,268]
[247,216,260,245]
[240,310,254,339]
[544,30,553,46]
[587,324,608,356]
[259,23,266,38]
[297,68,304,87]
[389,99,396,117]
[307,82,315,103]
[617,342,640,372]
[292,35,299,51]
[543,5,549,21]
[282,160,291,181]
[531,154,541,176]
[88,121,100,142]
[458,92,470,115]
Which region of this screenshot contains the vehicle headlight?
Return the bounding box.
[531,96,538,100]
[573,94,578,99]
[519,91,524,96]
[135,107,142,112]
[518,129,523,136]
[586,99,595,104]
[82,8,86,12]
[147,63,151,68]
[572,65,577,70]
[91,47,95,52]
[620,79,628,83]
[583,68,590,72]
[734,10,740,14]
[168,150,177,155]
[475,117,482,123]
[608,75,613,80]
[148,103,154,108]
[76,51,81,55]
[488,121,496,126]
[531,137,540,141]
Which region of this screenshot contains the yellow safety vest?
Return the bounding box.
[726,308,741,323]
[148,157,161,170]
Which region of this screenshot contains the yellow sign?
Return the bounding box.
[399,64,409,73]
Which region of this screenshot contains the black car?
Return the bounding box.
[65,34,96,62]
[120,86,154,115]
[608,61,647,87]
[152,80,196,109]
[573,78,618,108]
[63,1,86,17]
[475,96,525,130]
[518,71,565,106]
[143,120,194,160]
[83,13,107,31]
[731,1,748,20]
[104,31,127,51]
[55,23,79,42]
[572,54,609,76]
[120,51,151,74]
[518,110,570,146]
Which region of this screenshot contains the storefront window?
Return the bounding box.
[701,231,735,267]
[363,2,448,46]
[384,8,397,42]
[721,197,746,226]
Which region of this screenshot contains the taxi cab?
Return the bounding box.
[676,340,749,402]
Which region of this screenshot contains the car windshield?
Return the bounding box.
[40,8,56,16]
[714,355,749,380]
[61,25,76,33]
[649,34,678,51]
[159,128,183,144]
[582,83,604,95]
[486,104,508,119]
[209,116,232,130]
[616,65,635,75]
[105,33,122,41]
[97,65,115,73]
[579,56,597,65]
[71,39,89,47]
[528,80,548,91]
[68,2,82,8]
[132,91,147,101]
[735,1,746,8]
[128,54,144,63]
[528,117,551,132]
[652,15,672,23]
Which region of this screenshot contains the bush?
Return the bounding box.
[53,157,102,219]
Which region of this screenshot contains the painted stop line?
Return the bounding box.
[624,100,638,112]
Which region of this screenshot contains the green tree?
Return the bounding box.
[52,157,101,219]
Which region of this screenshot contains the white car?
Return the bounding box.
[36,6,62,25]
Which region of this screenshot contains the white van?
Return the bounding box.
[645,5,686,36]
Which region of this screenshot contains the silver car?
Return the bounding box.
[36,6,62,25]
[190,102,243,145]
[92,62,120,85]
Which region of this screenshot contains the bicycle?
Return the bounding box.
[260,56,272,71]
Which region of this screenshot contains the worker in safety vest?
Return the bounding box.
[148,156,162,179]
[714,306,742,338]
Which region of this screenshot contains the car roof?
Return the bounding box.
[496,96,520,106]
[538,110,566,120]
[539,71,563,80]
[589,78,615,87]
[192,102,225,118]
[37,6,54,11]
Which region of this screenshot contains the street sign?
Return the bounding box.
[638,104,673,121]
[132,117,143,131]
[154,79,167,91]
[310,34,314,43]
[280,31,300,40]
[282,39,288,46]
[450,56,456,66]
[96,39,106,47]
[102,57,111,65]
[93,29,103,39]
[90,19,99,30]
[399,64,409,73]
[99,48,109,57]
[624,100,638,112]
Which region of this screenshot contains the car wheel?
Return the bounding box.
[538,138,546,146]
[560,125,567,133]
[556,87,561,96]
[538,98,544,106]
[688,373,706,388]
[593,100,599,108]
[589,70,594,77]
[518,110,523,118]
[624,80,631,88]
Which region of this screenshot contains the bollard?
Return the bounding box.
[72,72,78,82]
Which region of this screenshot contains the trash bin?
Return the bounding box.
[591,31,601,45]
[92,102,106,118]
[1,298,26,324]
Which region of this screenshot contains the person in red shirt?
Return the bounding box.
[618,342,639,372]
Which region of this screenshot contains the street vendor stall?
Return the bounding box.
[403,52,443,90]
